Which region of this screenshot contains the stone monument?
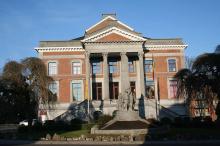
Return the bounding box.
[91,87,152,135]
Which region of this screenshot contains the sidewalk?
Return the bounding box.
[1,139,220,145]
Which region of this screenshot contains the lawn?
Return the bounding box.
[58,129,90,138]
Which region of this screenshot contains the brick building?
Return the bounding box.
[35,14,188,121]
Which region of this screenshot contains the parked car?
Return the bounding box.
[19,120,28,126]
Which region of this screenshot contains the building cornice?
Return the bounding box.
[83,40,144,45]
[35,47,84,52]
[145,45,188,50]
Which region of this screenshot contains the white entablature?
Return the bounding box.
[35,47,84,52]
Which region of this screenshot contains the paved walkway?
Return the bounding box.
[1,139,220,145]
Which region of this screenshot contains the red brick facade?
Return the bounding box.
[36,14,187,119]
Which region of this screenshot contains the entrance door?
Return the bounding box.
[130,81,136,97]
[92,82,102,100]
[110,82,119,100]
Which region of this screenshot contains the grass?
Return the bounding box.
[169,127,220,135]
[58,129,90,138]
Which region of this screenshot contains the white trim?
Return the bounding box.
[86,16,116,32]
[117,20,134,31]
[85,16,134,32]
[35,47,84,52]
[42,55,85,59]
[146,45,187,50]
[167,57,178,72]
[144,53,183,57]
[70,80,84,102]
[47,61,58,76]
[83,27,146,42]
[71,60,83,75]
[144,58,153,73]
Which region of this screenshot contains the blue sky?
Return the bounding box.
[0,0,220,70]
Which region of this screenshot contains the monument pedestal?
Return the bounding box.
[114,111,141,121]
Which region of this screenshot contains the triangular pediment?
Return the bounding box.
[86,16,134,35]
[95,33,132,42]
[83,27,146,42]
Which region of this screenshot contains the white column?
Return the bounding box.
[137,52,145,98]
[103,52,109,100]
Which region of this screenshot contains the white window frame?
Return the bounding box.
[144,58,153,73]
[71,60,82,75]
[48,61,58,75]
[70,80,84,102]
[167,58,178,72]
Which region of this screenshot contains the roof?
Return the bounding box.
[85,14,137,35]
[145,38,185,46]
[38,14,186,47]
[39,40,82,47]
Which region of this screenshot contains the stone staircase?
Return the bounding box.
[144,99,188,120]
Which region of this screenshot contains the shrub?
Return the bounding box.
[173,117,183,127]
[203,117,214,127]
[96,115,113,128]
[31,121,43,131]
[93,111,103,121]
[182,117,191,128]
[54,120,69,131]
[112,110,118,118]
[18,125,29,133]
[191,117,203,128]
[43,120,56,131]
[70,118,84,130]
[160,117,172,126]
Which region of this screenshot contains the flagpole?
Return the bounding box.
[152,54,159,120]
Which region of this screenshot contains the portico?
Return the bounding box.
[84,41,146,101]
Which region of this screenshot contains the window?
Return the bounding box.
[72,82,82,101]
[145,80,155,98]
[109,61,118,73]
[49,82,58,95]
[48,62,57,75]
[128,60,135,73]
[92,83,102,100]
[169,80,177,99]
[72,62,81,75]
[144,60,153,73]
[92,61,102,74]
[168,59,177,72]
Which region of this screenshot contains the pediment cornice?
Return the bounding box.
[82,27,146,42]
